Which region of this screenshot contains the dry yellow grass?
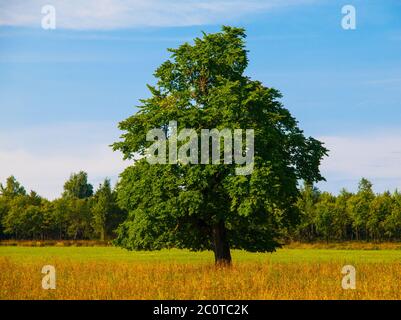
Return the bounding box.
[2,256,401,300]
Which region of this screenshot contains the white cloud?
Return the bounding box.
[0,122,129,199]
[318,131,401,193]
[0,0,315,29]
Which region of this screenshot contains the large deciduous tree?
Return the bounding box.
[113,26,328,264]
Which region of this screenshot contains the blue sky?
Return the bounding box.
[0,0,401,198]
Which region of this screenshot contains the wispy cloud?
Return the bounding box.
[319,131,401,193]
[0,122,128,199]
[0,0,315,30]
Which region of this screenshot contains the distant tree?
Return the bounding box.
[0,176,26,198]
[333,189,353,240]
[314,192,336,243]
[51,198,72,240]
[0,197,8,239]
[91,179,112,240]
[91,179,125,241]
[2,196,25,239]
[62,171,93,199]
[3,191,43,239]
[368,191,392,241]
[295,183,320,241]
[113,26,327,264]
[66,198,93,240]
[384,191,401,240]
[39,199,57,240]
[347,178,374,240]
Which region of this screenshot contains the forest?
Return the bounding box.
[0,172,126,241]
[1,173,400,243]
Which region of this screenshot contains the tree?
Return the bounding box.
[113,26,327,264]
[0,176,26,197]
[0,177,28,239]
[333,189,353,240]
[92,180,110,241]
[0,196,8,239]
[62,171,93,199]
[295,183,321,241]
[60,172,94,239]
[368,191,392,242]
[40,199,59,240]
[314,192,336,243]
[384,191,401,240]
[66,198,92,240]
[91,179,125,241]
[347,178,374,240]
[50,198,70,239]
[2,191,44,240]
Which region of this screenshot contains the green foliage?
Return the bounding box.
[314,192,336,243]
[3,29,399,250]
[0,174,125,241]
[383,191,401,239]
[2,174,401,244]
[92,179,126,241]
[0,176,26,197]
[295,178,401,242]
[112,26,327,261]
[62,171,93,199]
[65,198,93,239]
[295,183,320,241]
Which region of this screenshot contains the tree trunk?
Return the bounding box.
[212,220,231,265]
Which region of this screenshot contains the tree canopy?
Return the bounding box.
[0,176,26,198]
[62,171,93,199]
[112,26,328,264]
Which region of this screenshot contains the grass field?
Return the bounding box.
[1,246,401,299]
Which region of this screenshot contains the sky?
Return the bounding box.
[0,0,401,199]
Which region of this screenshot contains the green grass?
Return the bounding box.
[1,246,401,264]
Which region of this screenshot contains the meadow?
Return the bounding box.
[1,245,401,299]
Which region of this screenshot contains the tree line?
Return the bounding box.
[0,172,126,241]
[294,178,401,242]
[2,172,399,244]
